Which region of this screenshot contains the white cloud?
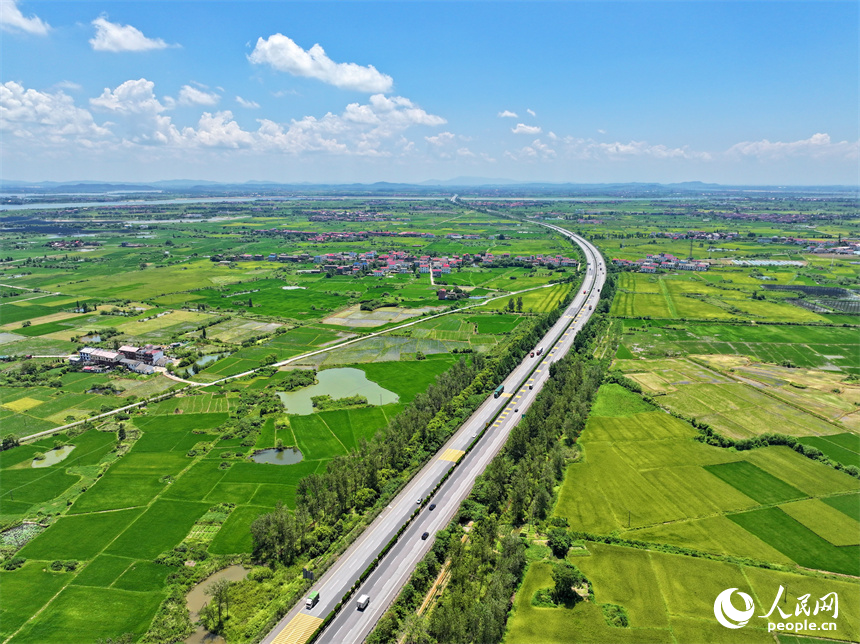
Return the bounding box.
[5,77,445,160]
[192,111,254,148]
[425,131,455,146]
[0,0,49,35]
[498,110,518,118]
[90,16,175,52]
[726,133,859,160]
[457,147,475,157]
[256,94,444,156]
[54,81,83,92]
[561,137,710,160]
[597,129,606,135]
[236,96,260,109]
[0,81,109,146]
[512,123,542,135]
[91,78,167,114]
[518,138,556,160]
[249,33,393,93]
[178,85,219,106]
[527,108,536,117]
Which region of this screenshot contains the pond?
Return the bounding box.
[32,445,76,468]
[251,447,304,465]
[196,353,227,367]
[80,334,101,343]
[276,367,398,416]
[185,353,228,376]
[185,565,249,644]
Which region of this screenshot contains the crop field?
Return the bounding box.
[611,271,834,323]
[615,357,856,438]
[466,313,525,334]
[204,316,285,343]
[728,507,860,576]
[618,321,860,373]
[507,543,860,644]
[478,282,572,313]
[553,385,860,567]
[798,434,860,468]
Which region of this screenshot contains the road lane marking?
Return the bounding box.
[439,448,465,462]
[501,392,513,398]
[272,613,322,644]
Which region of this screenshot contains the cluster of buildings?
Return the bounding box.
[613,253,709,273]
[649,231,741,241]
[44,239,102,249]
[212,246,579,277]
[70,344,169,375]
[305,210,410,223]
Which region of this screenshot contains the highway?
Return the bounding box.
[263,226,605,644]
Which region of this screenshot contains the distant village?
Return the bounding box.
[210,248,579,278]
[613,253,710,273]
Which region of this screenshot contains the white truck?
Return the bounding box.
[357,594,370,610]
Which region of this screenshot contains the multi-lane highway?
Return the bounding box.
[263,227,605,644]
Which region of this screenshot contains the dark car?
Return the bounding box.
[429,504,436,511]
[421,532,430,540]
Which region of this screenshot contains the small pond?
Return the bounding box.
[196,353,227,367]
[80,334,101,343]
[277,367,398,415]
[185,565,249,644]
[251,447,304,465]
[186,353,228,376]
[32,445,76,468]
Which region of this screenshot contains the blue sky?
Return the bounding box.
[1,1,857,184]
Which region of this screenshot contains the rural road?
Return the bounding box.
[262,226,605,644]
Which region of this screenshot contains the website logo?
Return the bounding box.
[714,588,755,629]
[714,585,839,634]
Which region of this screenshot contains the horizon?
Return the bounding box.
[2,1,858,185]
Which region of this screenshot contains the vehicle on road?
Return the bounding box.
[306,591,319,609]
[421,532,430,540]
[493,384,505,398]
[515,408,519,413]
[417,497,422,504]
[429,503,436,511]
[357,594,370,611]
[529,385,533,390]
[583,290,587,294]
[536,347,543,356]
[588,305,592,310]
[530,351,535,357]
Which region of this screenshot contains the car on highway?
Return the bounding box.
[421,532,430,540]
[429,503,436,511]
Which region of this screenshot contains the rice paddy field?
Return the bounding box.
[618,320,860,374]
[511,381,860,644]
[506,543,860,644]
[613,357,860,439]
[553,384,860,572]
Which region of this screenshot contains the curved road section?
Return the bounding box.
[263,227,605,644]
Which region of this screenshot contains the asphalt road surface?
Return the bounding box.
[262,227,605,644]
